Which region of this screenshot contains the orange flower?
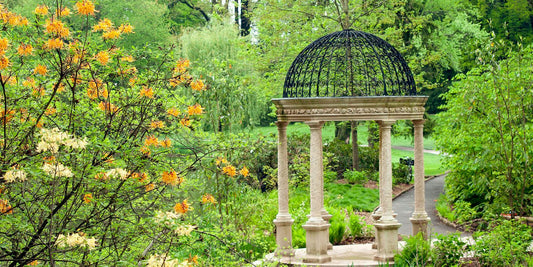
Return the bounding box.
[174,199,189,214]
[128,77,136,87]
[45,19,69,37]
[187,104,203,116]
[17,44,33,56]
[180,118,191,127]
[201,194,217,204]
[45,107,56,115]
[95,172,108,180]
[0,199,12,214]
[140,145,151,155]
[28,260,39,266]
[0,109,15,124]
[92,18,113,32]
[215,157,228,166]
[145,183,155,192]
[98,101,117,113]
[139,87,154,98]
[95,51,109,65]
[23,78,35,88]
[239,166,249,177]
[34,64,47,75]
[161,171,183,186]
[33,87,45,97]
[102,30,120,39]
[160,139,172,148]
[187,255,199,265]
[150,120,164,129]
[190,80,205,91]
[0,56,9,69]
[118,23,134,34]
[34,5,49,15]
[120,55,134,62]
[83,193,93,203]
[56,7,71,17]
[75,0,96,16]
[0,38,9,53]
[174,59,190,73]
[144,135,158,146]
[44,38,63,50]
[222,165,236,177]
[167,108,180,117]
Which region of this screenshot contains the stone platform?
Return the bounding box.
[259,244,395,267]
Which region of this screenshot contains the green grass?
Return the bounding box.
[325,183,379,212]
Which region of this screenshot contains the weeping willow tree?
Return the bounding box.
[179,19,267,132]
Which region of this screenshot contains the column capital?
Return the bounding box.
[412,119,425,127]
[276,121,289,128]
[378,120,396,127]
[306,121,324,129]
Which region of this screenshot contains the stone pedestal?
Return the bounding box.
[410,216,430,240]
[274,216,295,257]
[374,222,401,261]
[302,220,332,263]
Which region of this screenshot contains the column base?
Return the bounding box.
[302,220,331,263]
[410,215,431,239]
[374,221,401,261]
[274,216,294,257]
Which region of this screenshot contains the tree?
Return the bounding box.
[435,39,533,216]
[0,1,209,265]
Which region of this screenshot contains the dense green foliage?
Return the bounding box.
[436,41,533,216]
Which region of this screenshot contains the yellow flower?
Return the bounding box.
[34,5,49,16]
[83,193,93,203]
[239,166,249,177]
[150,120,165,129]
[28,260,39,266]
[17,44,33,56]
[97,101,117,113]
[222,165,236,177]
[166,108,180,117]
[201,194,217,204]
[102,30,120,39]
[92,18,113,32]
[119,23,134,34]
[33,87,45,97]
[174,59,190,73]
[23,78,35,88]
[161,171,183,186]
[128,77,136,86]
[174,199,190,214]
[34,64,47,75]
[0,56,9,69]
[190,80,205,91]
[187,104,203,116]
[75,0,96,16]
[44,38,63,50]
[140,145,151,155]
[139,87,154,98]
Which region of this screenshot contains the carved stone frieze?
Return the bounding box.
[279,106,425,116]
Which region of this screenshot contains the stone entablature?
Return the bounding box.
[273,96,427,122]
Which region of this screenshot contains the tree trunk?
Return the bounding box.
[351,121,360,171]
[335,121,351,143]
[367,121,379,147]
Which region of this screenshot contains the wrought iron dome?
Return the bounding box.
[283,29,416,98]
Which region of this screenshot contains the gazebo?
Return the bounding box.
[272,29,431,263]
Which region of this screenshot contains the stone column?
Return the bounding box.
[303,121,331,263]
[274,121,294,257]
[374,120,401,262]
[372,121,384,250]
[410,119,431,239]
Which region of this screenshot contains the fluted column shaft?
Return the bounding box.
[410,119,430,238]
[308,121,325,220]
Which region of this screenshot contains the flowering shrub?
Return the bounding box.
[0,1,208,265]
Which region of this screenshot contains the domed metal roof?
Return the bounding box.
[283,29,416,98]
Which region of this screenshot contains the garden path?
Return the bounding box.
[393,174,471,237]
